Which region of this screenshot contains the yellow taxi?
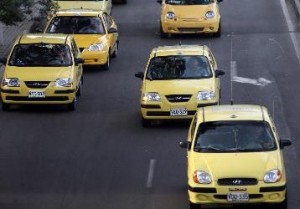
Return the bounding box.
[54,0,112,14]
[157,0,223,38]
[179,105,292,209]
[135,45,224,127]
[0,34,84,111]
[44,9,119,70]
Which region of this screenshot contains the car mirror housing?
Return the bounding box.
[135,72,144,79]
[279,139,292,149]
[157,0,162,4]
[75,58,84,65]
[179,141,190,149]
[35,27,43,33]
[108,27,118,33]
[217,0,223,3]
[0,57,7,64]
[215,69,225,77]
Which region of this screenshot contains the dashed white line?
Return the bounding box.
[146,159,156,188]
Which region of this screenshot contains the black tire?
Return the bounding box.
[273,195,288,209]
[2,102,10,111]
[111,42,119,58]
[189,201,200,209]
[102,55,110,70]
[76,79,83,97]
[142,118,152,128]
[67,98,77,111]
[160,22,168,39]
[214,22,221,38]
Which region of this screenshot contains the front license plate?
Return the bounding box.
[170,108,188,116]
[227,193,249,202]
[28,90,45,98]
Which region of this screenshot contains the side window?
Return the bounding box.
[208,51,216,69]
[71,39,79,58]
[103,13,112,29]
[190,114,198,142]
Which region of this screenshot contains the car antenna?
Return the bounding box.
[230,32,234,105]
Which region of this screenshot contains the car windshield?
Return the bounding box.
[55,0,104,1]
[146,55,212,80]
[165,0,214,5]
[9,44,72,67]
[46,16,105,34]
[194,121,277,153]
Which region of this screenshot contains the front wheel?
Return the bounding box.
[214,22,221,38]
[160,23,168,39]
[102,55,110,70]
[189,201,200,209]
[67,97,77,111]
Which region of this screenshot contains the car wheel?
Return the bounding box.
[2,102,10,111]
[189,201,200,209]
[76,79,83,97]
[68,97,77,111]
[142,118,152,128]
[214,22,221,38]
[273,195,288,209]
[160,22,168,39]
[102,55,110,70]
[111,42,118,58]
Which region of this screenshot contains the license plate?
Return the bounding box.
[170,108,188,116]
[28,90,45,98]
[227,193,249,202]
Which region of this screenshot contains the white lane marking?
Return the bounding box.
[231,61,272,87]
[146,159,156,188]
[280,0,300,64]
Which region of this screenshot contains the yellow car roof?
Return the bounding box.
[198,104,269,122]
[15,34,72,45]
[151,45,210,57]
[55,9,102,16]
[54,0,106,10]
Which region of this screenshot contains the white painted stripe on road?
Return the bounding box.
[280,0,300,64]
[146,159,156,188]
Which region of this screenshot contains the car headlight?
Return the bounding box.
[2,78,20,87]
[88,43,105,51]
[193,170,212,184]
[55,78,72,87]
[197,91,215,101]
[166,12,176,20]
[264,169,281,183]
[142,92,161,102]
[205,11,215,19]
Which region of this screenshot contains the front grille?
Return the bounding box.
[166,94,192,103]
[214,194,263,200]
[218,178,258,186]
[178,27,204,32]
[147,111,196,116]
[6,96,69,101]
[25,81,50,89]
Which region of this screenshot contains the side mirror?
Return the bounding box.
[35,27,43,33]
[0,57,7,64]
[157,0,162,4]
[75,58,84,65]
[179,141,190,149]
[135,72,144,79]
[215,69,225,77]
[217,0,223,3]
[108,27,118,33]
[279,139,292,149]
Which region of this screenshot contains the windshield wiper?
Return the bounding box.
[194,146,223,152]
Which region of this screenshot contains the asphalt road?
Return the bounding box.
[1,0,300,209]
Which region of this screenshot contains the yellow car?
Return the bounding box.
[157,0,223,38]
[54,0,112,14]
[44,9,119,70]
[179,104,292,209]
[135,45,224,127]
[0,34,84,111]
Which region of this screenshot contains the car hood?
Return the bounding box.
[4,66,73,81]
[56,1,106,11]
[165,4,216,19]
[73,34,106,48]
[190,151,281,179]
[144,79,215,94]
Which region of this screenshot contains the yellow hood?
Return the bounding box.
[191,151,281,180]
[73,34,106,48]
[165,4,216,20]
[56,1,106,11]
[144,79,215,94]
[5,66,73,81]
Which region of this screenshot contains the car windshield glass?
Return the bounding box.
[46,16,105,34]
[194,121,277,153]
[165,0,213,5]
[55,0,104,1]
[9,44,72,67]
[146,55,212,80]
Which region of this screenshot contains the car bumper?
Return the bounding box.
[161,19,220,34]
[188,184,286,205]
[81,50,108,66]
[1,87,76,104]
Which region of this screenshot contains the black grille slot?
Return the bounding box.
[166,94,192,103]
[218,178,258,186]
[25,81,50,89]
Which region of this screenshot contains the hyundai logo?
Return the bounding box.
[232,179,242,185]
[175,96,182,100]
